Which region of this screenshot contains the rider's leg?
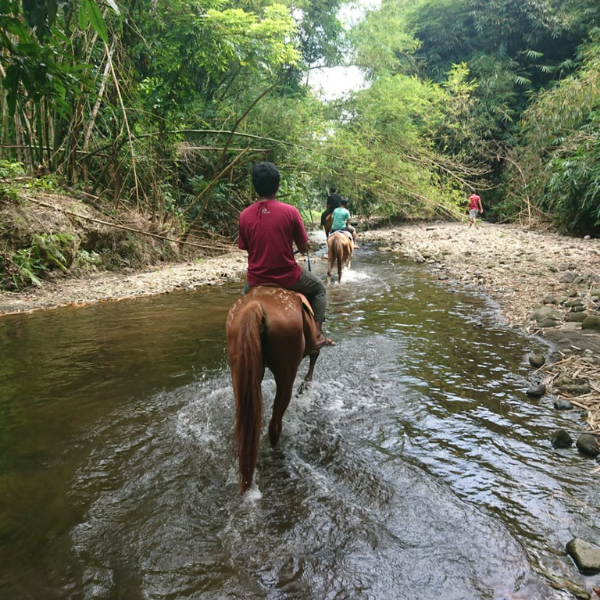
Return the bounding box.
[288,269,333,347]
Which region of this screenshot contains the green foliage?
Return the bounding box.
[0,249,44,289]
[0,160,25,179]
[0,232,74,290]
[541,130,600,234]
[0,161,25,200]
[499,40,600,233]
[75,248,102,270]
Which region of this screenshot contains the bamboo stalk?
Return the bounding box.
[104,41,142,209]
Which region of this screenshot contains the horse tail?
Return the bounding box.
[232,300,265,493]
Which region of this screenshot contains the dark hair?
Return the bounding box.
[330,186,337,194]
[252,162,280,197]
[340,197,348,205]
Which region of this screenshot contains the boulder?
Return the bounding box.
[582,315,600,331]
[564,299,583,307]
[576,433,600,457]
[565,312,587,322]
[530,306,562,322]
[556,383,591,395]
[553,399,573,411]
[566,538,600,573]
[528,353,545,368]
[550,429,573,448]
[526,384,547,398]
[559,271,577,283]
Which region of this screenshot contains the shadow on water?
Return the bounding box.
[0,248,599,598]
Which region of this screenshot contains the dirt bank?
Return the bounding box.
[0,249,247,315]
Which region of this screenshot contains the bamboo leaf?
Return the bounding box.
[78,0,89,30]
[85,0,109,43]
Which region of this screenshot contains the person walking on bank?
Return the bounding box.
[330,197,359,248]
[467,190,483,228]
[238,162,334,349]
[320,186,342,231]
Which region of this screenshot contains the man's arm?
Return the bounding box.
[297,239,310,254]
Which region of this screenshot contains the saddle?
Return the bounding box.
[328,230,353,242]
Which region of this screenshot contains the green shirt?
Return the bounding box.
[331,206,351,230]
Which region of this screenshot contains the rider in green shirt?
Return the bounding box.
[330,198,359,248]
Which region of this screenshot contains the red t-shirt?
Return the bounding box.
[469,194,481,210]
[238,199,308,287]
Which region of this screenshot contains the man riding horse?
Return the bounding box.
[320,186,342,236]
[238,162,334,349]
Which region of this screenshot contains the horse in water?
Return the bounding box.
[226,285,321,493]
[327,231,354,284]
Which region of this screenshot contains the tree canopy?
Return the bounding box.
[1,0,599,238]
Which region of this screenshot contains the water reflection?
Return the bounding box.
[0,251,598,598]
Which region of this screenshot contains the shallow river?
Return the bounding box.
[1,247,600,599]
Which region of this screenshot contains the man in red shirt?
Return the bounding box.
[467,191,483,228]
[239,162,333,348]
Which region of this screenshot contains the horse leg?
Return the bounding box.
[268,368,296,447]
[327,246,334,285]
[305,350,319,382]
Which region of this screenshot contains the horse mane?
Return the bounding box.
[232,300,265,492]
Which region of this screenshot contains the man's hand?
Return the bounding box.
[297,240,310,255]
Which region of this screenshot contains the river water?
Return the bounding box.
[1,247,599,599]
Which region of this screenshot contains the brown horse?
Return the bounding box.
[324,213,333,237]
[226,285,321,493]
[327,231,354,284]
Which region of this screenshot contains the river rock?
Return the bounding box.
[539,318,558,328]
[526,384,546,397]
[557,383,591,395]
[530,306,562,322]
[576,433,600,457]
[559,271,577,283]
[566,538,600,573]
[528,353,545,368]
[553,399,573,410]
[564,299,583,307]
[582,315,600,331]
[590,288,600,297]
[542,294,557,304]
[551,429,573,448]
[566,312,587,322]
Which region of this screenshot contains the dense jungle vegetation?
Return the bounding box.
[1,0,600,288]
